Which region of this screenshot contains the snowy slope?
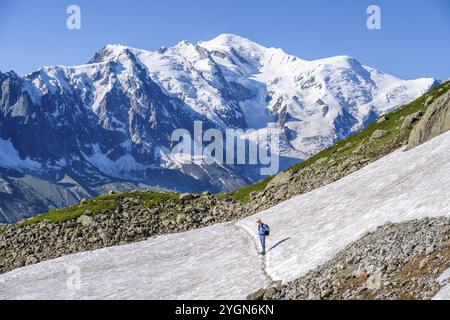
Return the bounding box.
[0,130,449,300]
[433,268,450,300]
[239,131,450,282]
[0,223,267,300]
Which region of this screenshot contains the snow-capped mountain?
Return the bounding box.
[0,34,437,222]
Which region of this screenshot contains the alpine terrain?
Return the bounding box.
[0,34,438,223]
[0,81,449,300]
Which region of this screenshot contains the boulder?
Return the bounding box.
[315,157,328,165]
[371,130,389,140]
[249,191,258,201]
[247,288,266,300]
[202,216,214,224]
[386,264,397,273]
[99,231,110,243]
[267,170,294,188]
[161,219,172,227]
[176,214,186,224]
[425,245,435,255]
[377,115,389,124]
[419,258,428,270]
[407,90,450,149]
[347,165,359,175]
[353,144,366,154]
[402,110,425,130]
[25,255,38,266]
[425,95,434,105]
[180,193,196,201]
[76,214,94,227]
[263,287,278,300]
[365,271,383,290]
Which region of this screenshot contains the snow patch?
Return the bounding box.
[0,139,42,171]
[83,144,148,179]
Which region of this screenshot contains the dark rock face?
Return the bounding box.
[0,171,91,223]
[333,107,359,141]
[407,87,450,150]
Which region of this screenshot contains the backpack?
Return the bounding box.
[264,224,270,236]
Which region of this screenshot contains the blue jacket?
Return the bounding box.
[258,223,269,236]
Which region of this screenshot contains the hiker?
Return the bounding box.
[257,219,270,255]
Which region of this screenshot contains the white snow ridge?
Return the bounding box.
[0,129,449,300]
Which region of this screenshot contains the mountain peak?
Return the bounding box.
[88,44,132,64]
[201,34,266,51]
[171,39,195,52]
[208,33,254,43]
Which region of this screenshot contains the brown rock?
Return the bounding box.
[247,288,266,300]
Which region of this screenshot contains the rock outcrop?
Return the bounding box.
[407,88,450,149]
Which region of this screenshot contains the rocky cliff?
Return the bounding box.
[407,85,450,149]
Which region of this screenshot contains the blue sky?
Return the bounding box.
[0,0,449,80]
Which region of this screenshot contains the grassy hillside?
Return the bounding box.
[19,191,181,226]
